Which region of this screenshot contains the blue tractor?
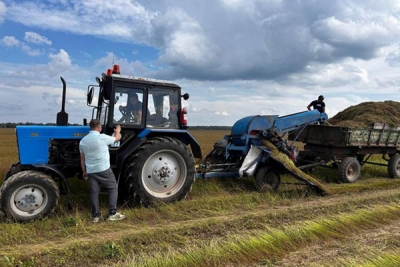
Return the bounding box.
[0,65,202,222]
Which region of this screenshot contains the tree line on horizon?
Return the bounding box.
[0,123,231,130]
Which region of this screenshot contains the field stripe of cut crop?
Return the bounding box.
[104,204,400,267]
[1,187,400,266]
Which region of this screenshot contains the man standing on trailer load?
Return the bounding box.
[307,95,326,113]
[79,119,126,223]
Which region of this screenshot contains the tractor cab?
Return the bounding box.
[87,65,189,143]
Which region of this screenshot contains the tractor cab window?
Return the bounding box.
[147,88,179,128]
[113,87,145,125]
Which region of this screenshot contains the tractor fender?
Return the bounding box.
[4,164,70,197]
[32,164,70,199]
[139,129,202,159]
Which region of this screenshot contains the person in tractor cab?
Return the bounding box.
[307,95,325,113]
[119,93,144,124]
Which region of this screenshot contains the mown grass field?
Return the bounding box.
[0,128,400,267]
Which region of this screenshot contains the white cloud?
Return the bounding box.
[0,1,6,24]
[385,48,400,67]
[5,0,155,40]
[24,31,52,45]
[95,52,148,77]
[1,35,45,56]
[1,1,400,125]
[48,49,72,76]
[1,36,19,47]
[157,8,217,68]
[5,0,400,81]
[21,44,42,56]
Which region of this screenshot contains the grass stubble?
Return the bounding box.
[0,129,399,266]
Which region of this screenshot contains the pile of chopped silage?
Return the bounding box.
[327,100,400,128]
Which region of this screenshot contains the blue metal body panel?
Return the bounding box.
[16,125,89,164]
[272,110,328,134]
[231,115,278,137]
[230,110,327,137]
[226,110,328,157]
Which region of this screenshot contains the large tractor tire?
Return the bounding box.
[388,154,400,179]
[338,157,361,183]
[0,170,59,222]
[125,137,195,205]
[255,166,280,192]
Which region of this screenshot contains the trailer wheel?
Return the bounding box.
[388,154,400,179]
[255,166,280,192]
[125,137,195,205]
[338,157,360,183]
[0,170,59,222]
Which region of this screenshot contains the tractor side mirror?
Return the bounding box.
[87,87,94,105]
[182,93,189,100]
[95,77,101,84]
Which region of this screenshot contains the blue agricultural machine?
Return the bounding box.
[196,110,328,192]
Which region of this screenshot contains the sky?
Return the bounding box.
[0,0,400,126]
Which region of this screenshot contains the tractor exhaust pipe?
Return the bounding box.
[56,76,69,126]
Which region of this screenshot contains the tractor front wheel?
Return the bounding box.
[125,137,195,205]
[0,170,59,222]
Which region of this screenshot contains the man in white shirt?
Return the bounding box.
[79,119,126,223]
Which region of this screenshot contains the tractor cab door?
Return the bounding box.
[147,87,180,129]
[112,88,147,126]
[104,84,149,148]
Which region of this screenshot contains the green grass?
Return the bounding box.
[113,204,400,267]
[1,179,400,266]
[1,129,400,266]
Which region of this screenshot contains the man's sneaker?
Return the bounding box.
[108,212,126,221]
[93,217,100,223]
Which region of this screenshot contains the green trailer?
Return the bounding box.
[294,123,400,183]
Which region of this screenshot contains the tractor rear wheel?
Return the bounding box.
[255,166,280,192]
[388,153,400,178]
[0,170,59,222]
[125,137,195,205]
[338,157,360,183]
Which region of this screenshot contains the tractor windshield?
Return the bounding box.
[110,85,180,128]
[147,88,179,128]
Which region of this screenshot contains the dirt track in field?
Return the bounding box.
[1,187,399,260]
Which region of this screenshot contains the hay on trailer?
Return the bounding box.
[260,140,331,195]
[328,100,400,128]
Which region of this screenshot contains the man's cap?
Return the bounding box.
[318,95,324,100]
